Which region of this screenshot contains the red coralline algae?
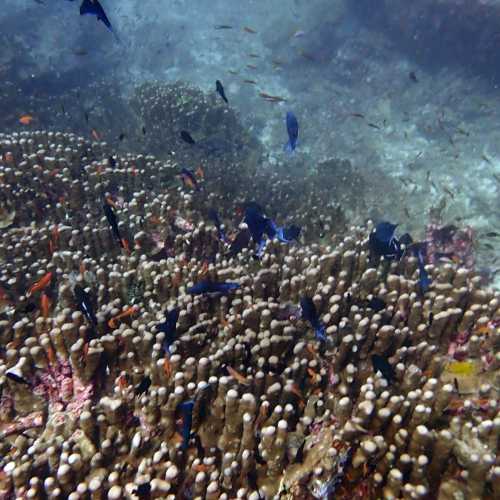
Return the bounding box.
[32,360,93,418]
[425,223,475,268]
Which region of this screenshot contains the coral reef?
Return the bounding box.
[0,130,498,499]
[130,81,261,164]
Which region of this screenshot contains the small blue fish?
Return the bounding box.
[228,229,251,257]
[300,297,326,342]
[178,400,195,450]
[275,224,301,243]
[369,222,402,260]
[416,249,431,295]
[157,308,179,355]
[187,280,240,295]
[80,0,113,33]
[284,111,299,153]
[208,208,228,243]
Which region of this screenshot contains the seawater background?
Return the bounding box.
[1,0,499,286]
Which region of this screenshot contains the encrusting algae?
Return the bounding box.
[0,130,498,499]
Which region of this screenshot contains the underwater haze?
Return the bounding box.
[0,1,499,499]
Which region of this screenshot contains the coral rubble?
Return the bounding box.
[0,130,498,499]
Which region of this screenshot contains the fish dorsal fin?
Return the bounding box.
[80,0,95,16]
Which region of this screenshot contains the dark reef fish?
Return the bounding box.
[80,0,113,33]
[135,375,151,396]
[216,80,228,103]
[244,203,273,257]
[208,208,227,242]
[409,71,418,83]
[284,111,299,153]
[416,247,431,295]
[157,308,179,355]
[103,201,124,248]
[369,222,412,260]
[300,297,326,342]
[187,280,240,295]
[180,130,196,145]
[228,228,251,257]
[74,284,97,329]
[132,483,151,500]
[178,400,195,450]
[371,354,395,383]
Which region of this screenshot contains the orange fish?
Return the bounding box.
[474,324,491,335]
[40,293,51,318]
[198,260,209,278]
[226,366,250,386]
[163,357,172,378]
[91,129,101,141]
[121,238,131,254]
[108,306,139,329]
[105,196,118,209]
[172,270,183,288]
[4,152,14,163]
[195,165,205,180]
[117,374,128,389]
[307,368,317,380]
[19,114,34,125]
[46,345,56,365]
[27,272,53,296]
[149,215,161,224]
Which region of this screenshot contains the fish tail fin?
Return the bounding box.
[314,324,326,342]
[284,141,292,153]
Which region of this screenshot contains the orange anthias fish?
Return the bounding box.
[91,128,101,141]
[40,292,51,318]
[108,306,139,329]
[27,272,53,296]
[195,165,205,180]
[121,238,131,254]
[19,114,34,125]
[226,366,250,386]
[163,357,172,378]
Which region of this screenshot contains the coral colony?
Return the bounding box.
[0,127,498,500]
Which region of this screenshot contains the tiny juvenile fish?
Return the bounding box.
[216,80,228,103]
[180,130,196,144]
[243,26,257,33]
[214,25,233,30]
[118,132,125,141]
[259,92,287,102]
[409,71,418,83]
[243,79,258,85]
